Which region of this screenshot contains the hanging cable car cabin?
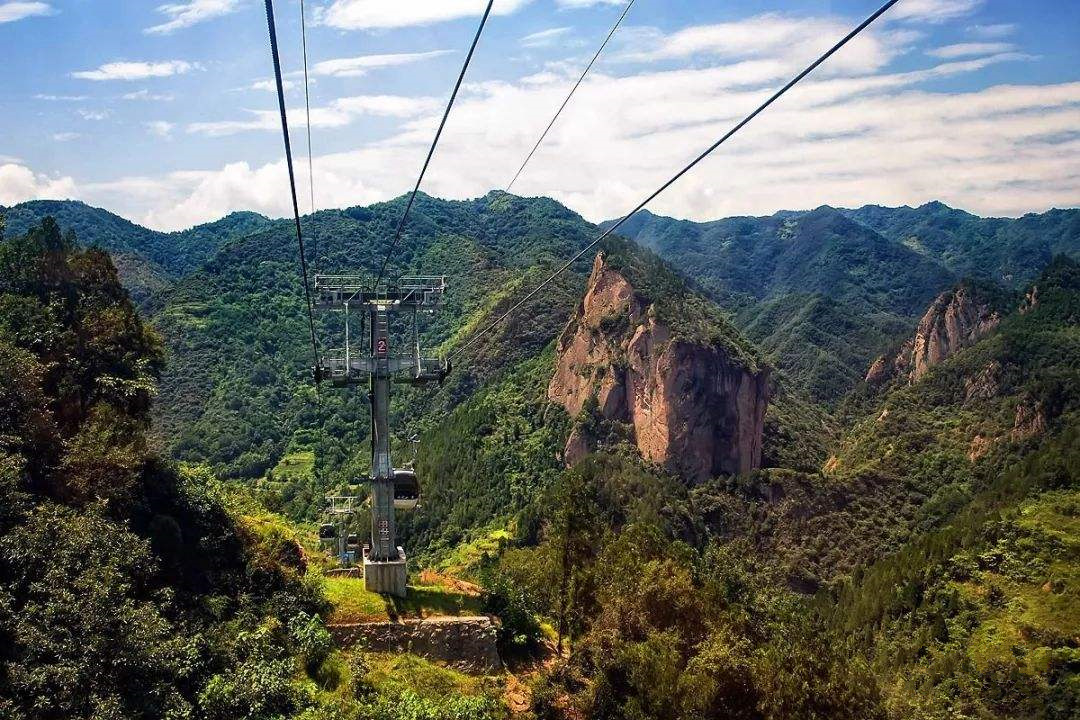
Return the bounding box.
[393,469,421,511]
[318,523,336,541]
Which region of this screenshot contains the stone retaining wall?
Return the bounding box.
[330,616,503,674]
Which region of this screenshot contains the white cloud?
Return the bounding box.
[35,94,89,101]
[247,79,296,92]
[0,2,53,24]
[187,94,439,136]
[967,23,1015,39]
[146,121,176,138]
[123,89,175,101]
[521,27,572,48]
[0,163,76,204]
[77,109,110,121]
[889,0,984,24]
[928,42,1015,59]
[145,0,241,35]
[12,6,1076,231]
[617,14,911,76]
[317,0,532,30]
[72,61,1077,231]
[51,133,81,142]
[73,60,199,81]
[557,0,624,7]
[311,50,452,78]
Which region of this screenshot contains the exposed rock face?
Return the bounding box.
[330,617,502,674]
[1012,397,1048,441]
[964,360,1002,402]
[864,356,890,385]
[548,253,770,482]
[865,285,1000,385]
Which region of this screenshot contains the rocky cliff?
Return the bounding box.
[549,252,770,482]
[866,284,1001,385]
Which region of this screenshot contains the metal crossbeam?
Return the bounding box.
[314,276,446,309]
[320,351,448,385]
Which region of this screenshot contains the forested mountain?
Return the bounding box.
[609,203,1080,404]
[1,201,273,305]
[483,257,1078,719]
[2,196,1076,719]
[842,201,1080,286]
[2,200,272,276]
[151,193,594,505]
[0,218,330,719]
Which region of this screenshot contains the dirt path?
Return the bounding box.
[418,569,482,596]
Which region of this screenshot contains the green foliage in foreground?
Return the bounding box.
[0,218,503,720]
[827,427,1080,719]
[489,454,885,720]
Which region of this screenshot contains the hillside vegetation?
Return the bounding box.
[611,203,1079,405]
[0,218,505,720]
[2,196,1077,720]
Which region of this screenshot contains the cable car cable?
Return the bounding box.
[263,0,321,381]
[299,0,318,279]
[505,0,637,194]
[450,0,901,362]
[372,0,496,292]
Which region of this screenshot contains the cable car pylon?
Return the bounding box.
[313,275,450,596]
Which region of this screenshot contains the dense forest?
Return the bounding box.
[0,217,507,719]
[1,195,1077,719]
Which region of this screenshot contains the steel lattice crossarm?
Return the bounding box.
[313,274,450,387]
[314,275,447,309]
[319,350,449,386]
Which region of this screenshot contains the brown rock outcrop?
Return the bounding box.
[1012,397,1048,441]
[865,284,1000,385]
[548,253,770,482]
[910,286,1000,380]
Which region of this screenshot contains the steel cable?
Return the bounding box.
[263,0,322,381]
[450,0,902,362]
[372,0,497,291]
[505,0,637,194]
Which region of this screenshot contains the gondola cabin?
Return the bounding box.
[346,534,359,550]
[393,469,421,511]
[318,523,336,541]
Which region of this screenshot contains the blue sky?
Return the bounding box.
[1,0,1078,230]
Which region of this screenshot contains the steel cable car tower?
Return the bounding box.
[314,276,450,596]
[266,0,901,598]
[263,0,487,596]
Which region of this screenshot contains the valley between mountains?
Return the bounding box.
[1,194,1077,719]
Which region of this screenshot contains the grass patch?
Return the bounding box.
[364,652,498,697]
[324,576,389,624]
[270,450,315,480]
[434,524,513,577]
[324,572,484,623]
[388,581,483,620]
